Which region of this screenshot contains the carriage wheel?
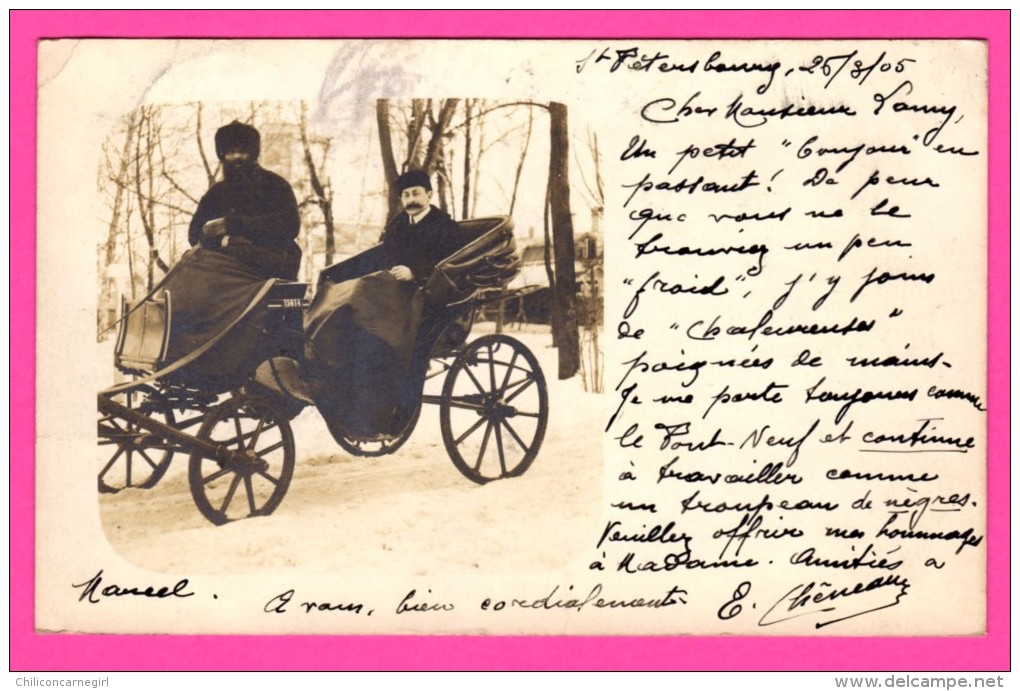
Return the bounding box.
[188,395,295,526]
[440,334,548,484]
[98,387,176,494]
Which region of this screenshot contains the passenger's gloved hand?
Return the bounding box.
[389,265,414,281]
[201,218,228,245]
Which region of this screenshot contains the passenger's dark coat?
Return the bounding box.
[188,165,301,280]
[379,205,465,285]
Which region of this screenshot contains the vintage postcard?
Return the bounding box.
[23,16,1005,666]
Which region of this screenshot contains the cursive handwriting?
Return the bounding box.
[759,574,910,628]
[489,583,689,612]
[264,588,373,615]
[597,38,985,636]
[72,569,194,604]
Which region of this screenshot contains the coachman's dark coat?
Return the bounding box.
[188,166,301,280]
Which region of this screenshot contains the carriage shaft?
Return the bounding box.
[98,394,232,463]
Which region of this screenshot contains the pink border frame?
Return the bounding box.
[11,10,1009,672]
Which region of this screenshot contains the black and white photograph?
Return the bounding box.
[93,93,606,575]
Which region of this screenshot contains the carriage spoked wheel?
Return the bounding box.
[440,334,548,484]
[188,395,295,526]
[98,387,176,494]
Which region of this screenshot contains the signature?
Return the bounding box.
[72,569,194,604]
[759,574,910,629]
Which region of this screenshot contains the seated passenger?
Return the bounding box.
[188,121,302,280]
[302,170,463,440]
[379,170,463,286]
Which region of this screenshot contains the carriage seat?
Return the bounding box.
[317,216,521,302]
[114,291,172,374]
[423,216,521,307]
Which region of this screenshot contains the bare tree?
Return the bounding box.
[469,103,487,217]
[548,101,579,380]
[194,102,218,190]
[124,192,137,301]
[462,99,475,218]
[578,124,604,393]
[377,98,460,218]
[541,172,560,351]
[299,102,336,266]
[574,125,604,215]
[97,110,137,335]
[98,103,230,329]
[508,105,534,216]
[374,98,583,379]
[423,99,459,174]
[376,99,401,219]
[132,106,172,290]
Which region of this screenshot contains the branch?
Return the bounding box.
[447,100,550,133]
[155,134,200,206]
[572,147,600,210]
[509,105,534,216]
[108,173,195,218]
[159,169,200,206]
[194,102,217,189]
[300,102,329,201]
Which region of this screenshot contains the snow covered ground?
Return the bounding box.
[98,324,605,578]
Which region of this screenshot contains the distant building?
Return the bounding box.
[500,217,603,326]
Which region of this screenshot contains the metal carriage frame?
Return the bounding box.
[97,216,549,525]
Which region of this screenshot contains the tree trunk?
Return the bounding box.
[542,176,558,347]
[422,99,459,176]
[145,112,156,290]
[376,99,401,218]
[470,116,486,218]
[462,99,473,217]
[406,99,427,171]
[548,101,579,380]
[125,202,136,300]
[436,155,450,214]
[380,99,461,219]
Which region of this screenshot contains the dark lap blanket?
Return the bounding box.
[160,249,275,388]
[304,271,423,440]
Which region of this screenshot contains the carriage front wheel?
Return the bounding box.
[98,387,175,494]
[188,395,295,525]
[439,334,548,484]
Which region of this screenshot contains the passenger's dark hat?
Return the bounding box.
[396,170,432,192]
[215,121,261,160]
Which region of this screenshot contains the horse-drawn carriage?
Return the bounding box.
[97,217,548,525]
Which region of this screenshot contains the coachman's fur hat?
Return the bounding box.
[215,121,261,160]
[395,169,432,192]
